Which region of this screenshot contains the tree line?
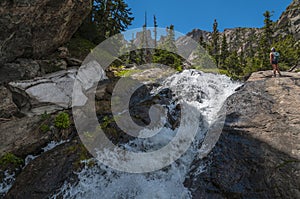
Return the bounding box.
[198,11,300,79]
[71,0,183,71]
[72,1,300,79]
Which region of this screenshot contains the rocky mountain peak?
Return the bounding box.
[276,0,300,39]
[183,0,299,56]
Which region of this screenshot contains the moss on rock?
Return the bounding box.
[0,153,24,171]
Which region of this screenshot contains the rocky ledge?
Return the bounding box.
[186,71,300,198]
[0,0,92,64]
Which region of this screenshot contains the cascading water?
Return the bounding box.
[0,171,15,197]
[0,140,69,197]
[52,69,241,199]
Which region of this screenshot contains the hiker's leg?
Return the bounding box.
[272,64,276,77]
[276,64,282,76]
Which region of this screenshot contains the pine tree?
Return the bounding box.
[239,48,246,69]
[143,12,148,49]
[220,34,229,69]
[263,11,273,45]
[141,12,152,63]
[225,51,242,78]
[199,33,206,49]
[211,19,220,67]
[90,0,134,43]
[154,15,158,48]
[165,25,176,52]
[273,35,300,70]
[258,10,274,69]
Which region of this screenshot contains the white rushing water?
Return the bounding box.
[52,70,241,199]
[0,171,15,197]
[24,140,69,166]
[0,140,70,197]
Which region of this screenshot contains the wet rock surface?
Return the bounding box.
[0,69,299,198]
[0,110,74,159]
[5,138,90,199]
[0,115,50,158]
[0,108,76,197]
[185,71,300,198]
[0,70,187,197]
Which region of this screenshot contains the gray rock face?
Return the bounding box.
[186,71,300,198]
[7,61,107,116]
[277,0,300,40]
[182,27,262,56]
[223,28,262,53]
[0,115,51,158]
[0,59,41,83]
[134,29,155,48]
[5,139,90,199]
[230,71,300,159]
[0,57,83,84]
[0,0,92,64]
[8,69,78,116]
[65,57,82,67]
[182,0,299,62]
[186,29,211,42]
[0,86,18,119]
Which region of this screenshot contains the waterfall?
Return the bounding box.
[52,69,241,199]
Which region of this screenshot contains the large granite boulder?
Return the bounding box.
[8,69,78,116]
[0,0,92,64]
[0,115,52,158]
[0,86,18,119]
[0,59,41,83]
[185,71,300,198]
[7,61,107,116]
[5,138,91,199]
[0,57,83,84]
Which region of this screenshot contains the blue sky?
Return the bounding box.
[125,0,292,34]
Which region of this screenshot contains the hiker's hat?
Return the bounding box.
[271,47,275,51]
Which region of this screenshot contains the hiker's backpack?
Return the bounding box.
[272,52,280,62]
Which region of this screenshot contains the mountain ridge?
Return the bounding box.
[183,0,299,53]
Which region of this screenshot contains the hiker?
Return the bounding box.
[270,47,282,77]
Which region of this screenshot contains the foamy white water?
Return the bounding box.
[42,140,69,153]
[0,171,15,197]
[0,140,70,197]
[52,69,241,199]
[24,140,69,167]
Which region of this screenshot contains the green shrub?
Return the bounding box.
[153,49,184,71]
[114,69,142,77]
[41,111,50,121]
[66,36,96,60]
[0,153,23,169]
[55,112,70,129]
[40,124,50,133]
[99,116,112,129]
